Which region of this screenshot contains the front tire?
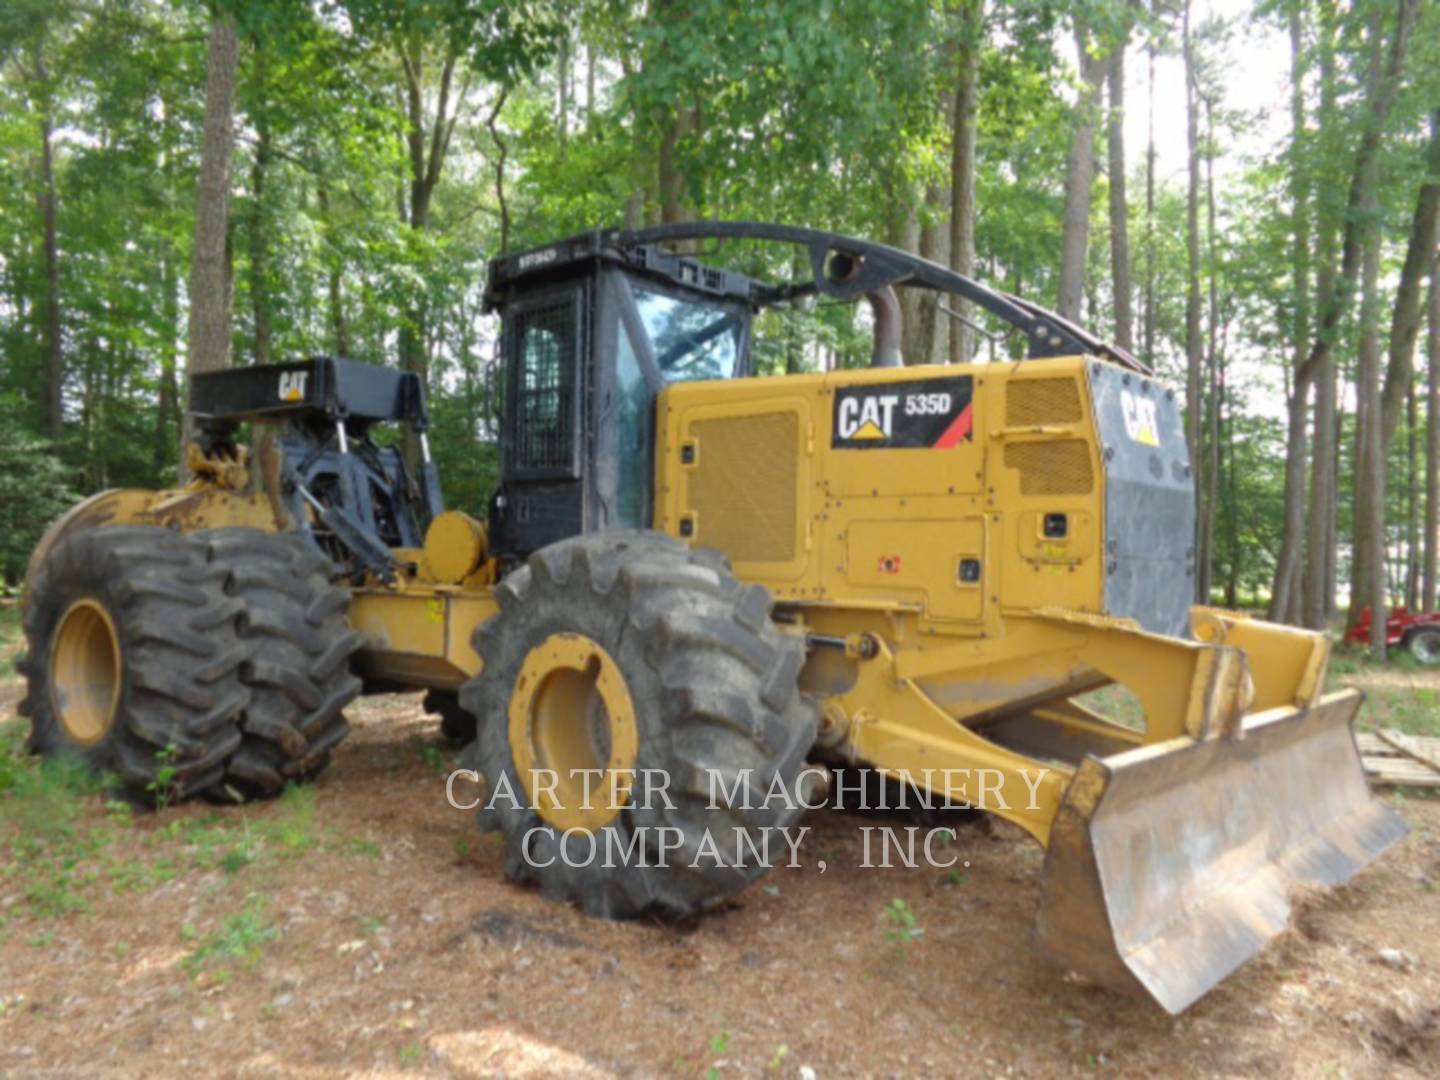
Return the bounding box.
[19,526,247,801]
[459,531,816,919]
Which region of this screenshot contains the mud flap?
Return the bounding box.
[1036,688,1407,1014]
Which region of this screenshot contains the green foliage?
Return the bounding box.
[0,0,1436,621]
[181,896,278,978]
[0,398,80,583]
[882,896,923,946]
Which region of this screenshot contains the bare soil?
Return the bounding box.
[1,689,1438,1080]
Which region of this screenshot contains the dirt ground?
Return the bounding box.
[1,670,1439,1078]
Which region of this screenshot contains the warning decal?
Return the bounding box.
[831,375,974,450]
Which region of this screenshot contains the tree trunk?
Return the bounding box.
[586,42,595,121]
[1407,379,1420,609]
[34,50,63,437]
[912,198,950,363]
[1182,1,1206,602]
[657,102,695,226]
[557,29,570,154]
[948,0,982,363]
[1222,348,1239,607]
[183,12,240,461]
[154,252,180,479]
[1378,110,1440,438]
[1297,0,1418,393]
[1056,17,1109,321]
[1199,97,1220,604]
[1280,5,1313,623]
[1355,192,1385,654]
[1142,40,1157,368]
[1106,42,1133,353]
[1309,2,1341,625]
[1424,253,1439,612]
[398,42,463,389]
[248,106,271,367]
[316,184,351,357]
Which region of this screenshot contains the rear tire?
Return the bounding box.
[202,529,363,800]
[460,531,816,919]
[1407,627,1440,665]
[19,526,247,802]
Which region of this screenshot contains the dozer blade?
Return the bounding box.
[1036,688,1406,1014]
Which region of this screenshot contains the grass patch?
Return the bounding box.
[1355,687,1440,739]
[1,749,114,918]
[0,601,21,679]
[182,897,278,980]
[258,785,318,855]
[1072,684,1146,731]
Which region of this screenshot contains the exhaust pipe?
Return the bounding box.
[866,286,902,367]
[823,249,902,368]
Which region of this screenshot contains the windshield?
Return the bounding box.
[632,286,743,382]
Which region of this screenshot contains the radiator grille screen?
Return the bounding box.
[689,412,799,563]
[1004,440,1094,496]
[1006,378,1082,427]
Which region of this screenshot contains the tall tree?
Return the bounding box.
[1379,110,1440,439]
[1365,109,1440,637]
[1182,0,1205,601]
[1424,252,1440,612]
[1056,10,1111,321]
[1106,35,1133,353]
[183,9,240,449]
[1277,0,1419,625]
[33,45,62,437]
[1142,35,1157,367]
[1304,0,1340,627]
[246,43,272,367]
[1275,0,1311,623]
[948,0,982,363]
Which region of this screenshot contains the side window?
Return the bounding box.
[509,294,579,477]
[613,326,652,527]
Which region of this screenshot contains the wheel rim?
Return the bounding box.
[1413,632,1440,664]
[508,633,639,831]
[48,598,122,745]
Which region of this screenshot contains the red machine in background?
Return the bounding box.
[1346,607,1440,663]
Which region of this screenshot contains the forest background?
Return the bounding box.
[1,0,1437,655]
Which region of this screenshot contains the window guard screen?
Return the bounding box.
[510,295,578,476]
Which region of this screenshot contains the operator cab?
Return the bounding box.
[485,222,1152,564]
[484,234,761,558]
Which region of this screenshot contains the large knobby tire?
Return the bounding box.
[202,529,363,799]
[19,525,247,801]
[459,531,817,919]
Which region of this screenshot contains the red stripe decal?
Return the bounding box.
[933,403,973,448]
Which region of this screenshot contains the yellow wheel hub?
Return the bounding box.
[508,633,639,831]
[49,598,122,746]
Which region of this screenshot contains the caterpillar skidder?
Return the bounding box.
[20,222,1404,1013]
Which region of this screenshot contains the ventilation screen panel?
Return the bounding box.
[688,412,799,563]
[1006,378,1082,427]
[512,299,576,474]
[1003,440,1094,496]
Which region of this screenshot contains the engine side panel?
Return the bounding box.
[655,357,1126,636]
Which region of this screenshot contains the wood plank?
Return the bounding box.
[1361,758,1440,786]
[1378,728,1440,774]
